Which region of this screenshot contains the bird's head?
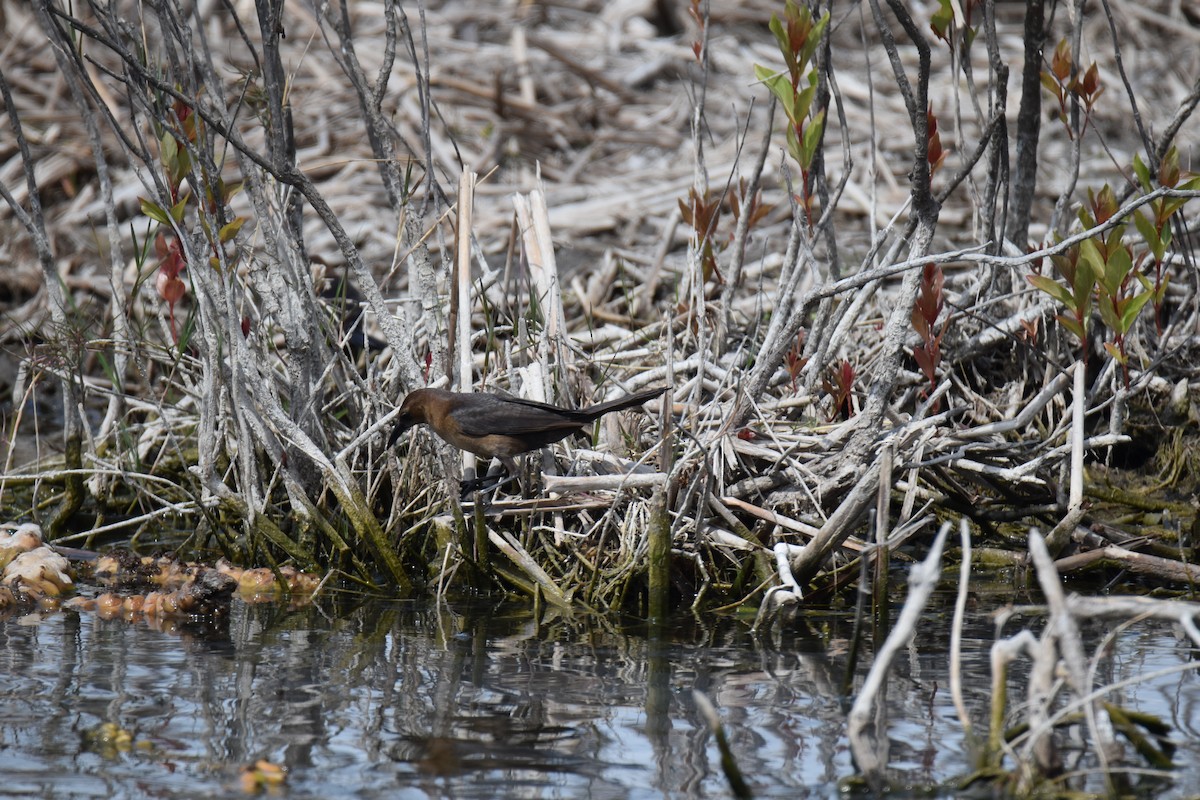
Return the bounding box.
[387,389,434,447]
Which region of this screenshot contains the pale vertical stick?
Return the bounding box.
[1069,359,1085,512]
[1046,360,1088,556]
[510,26,536,107]
[513,178,568,396]
[527,184,565,342]
[514,181,568,536]
[456,170,477,480]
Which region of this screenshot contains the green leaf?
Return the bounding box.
[1077,205,1096,230]
[170,195,188,223]
[1057,314,1087,342]
[785,123,803,166]
[1133,211,1162,261]
[753,63,777,84]
[1077,239,1105,299]
[1039,71,1063,100]
[755,66,796,121]
[931,0,954,41]
[1027,274,1075,309]
[1103,222,1126,255]
[1100,245,1133,296]
[798,12,830,68]
[1132,153,1152,192]
[219,217,246,244]
[139,197,171,226]
[1097,294,1122,333]
[800,109,826,167]
[160,132,177,167]
[1154,273,1170,304]
[1118,290,1154,333]
[769,14,789,59]
[174,148,191,184]
[1103,341,1127,364]
[1161,196,1188,220]
[801,74,820,115]
[795,82,816,121]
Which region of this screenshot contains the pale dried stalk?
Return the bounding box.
[454,170,477,482]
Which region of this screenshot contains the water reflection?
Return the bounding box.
[0,598,1197,798]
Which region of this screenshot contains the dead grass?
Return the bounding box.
[0,0,1199,612]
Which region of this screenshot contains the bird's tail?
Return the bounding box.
[581,387,667,419]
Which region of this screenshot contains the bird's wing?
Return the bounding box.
[449,395,587,437]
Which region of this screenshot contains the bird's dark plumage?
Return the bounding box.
[388,387,666,477]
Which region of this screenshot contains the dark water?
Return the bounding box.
[1,595,1198,799]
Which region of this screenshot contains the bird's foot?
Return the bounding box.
[458,472,516,501]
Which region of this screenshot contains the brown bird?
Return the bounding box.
[389,386,666,493]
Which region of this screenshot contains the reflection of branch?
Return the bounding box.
[994,532,1200,785]
[848,520,951,787]
[950,519,972,736]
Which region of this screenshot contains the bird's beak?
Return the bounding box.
[393,419,417,450]
[387,414,413,449]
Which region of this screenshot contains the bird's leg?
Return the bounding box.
[458,458,517,499]
[458,473,513,500]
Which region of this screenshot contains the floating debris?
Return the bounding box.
[1,536,73,609]
[238,760,286,794]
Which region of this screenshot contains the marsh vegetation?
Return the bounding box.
[3,0,1200,794]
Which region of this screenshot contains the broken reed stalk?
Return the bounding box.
[513,183,568,387]
[487,527,571,610]
[454,169,479,477]
[453,170,488,573]
[471,498,489,575]
[988,629,1039,768]
[873,446,892,642]
[647,483,671,622]
[1046,360,1088,556]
